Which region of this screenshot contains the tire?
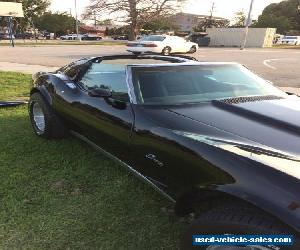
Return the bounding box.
[180,203,299,250]
[29,92,67,139]
[162,46,171,56]
[188,45,197,54]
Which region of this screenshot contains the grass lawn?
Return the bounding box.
[0,72,185,249]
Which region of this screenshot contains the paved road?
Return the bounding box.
[0,45,299,88]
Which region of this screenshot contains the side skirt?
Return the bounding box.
[71,131,176,203]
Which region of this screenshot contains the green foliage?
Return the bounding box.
[254,15,292,34]
[0,72,185,249]
[33,12,76,36]
[254,0,300,34]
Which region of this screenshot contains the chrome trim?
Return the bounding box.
[70,131,176,203]
[125,66,137,104]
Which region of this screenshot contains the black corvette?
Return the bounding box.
[29,54,300,249]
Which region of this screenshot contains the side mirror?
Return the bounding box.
[88,88,112,98]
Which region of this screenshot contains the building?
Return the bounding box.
[206,28,276,48]
[170,12,229,32]
[79,25,106,36]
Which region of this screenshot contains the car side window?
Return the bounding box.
[79,61,129,102]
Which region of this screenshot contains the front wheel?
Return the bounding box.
[29,92,67,139]
[180,203,299,250]
[162,46,171,56]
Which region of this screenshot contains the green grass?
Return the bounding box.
[0,72,31,101]
[0,72,185,249]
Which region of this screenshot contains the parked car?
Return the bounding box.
[29,54,300,250]
[127,35,198,55]
[113,35,128,40]
[0,32,14,40]
[60,34,82,40]
[281,36,300,45]
[15,32,33,39]
[81,34,102,41]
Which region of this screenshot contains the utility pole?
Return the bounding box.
[209,2,215,20]
[75,0,80,40]
[209,2,215,26]
[204,2,215,30]
[7,16,15,47]
[241,0,254,50]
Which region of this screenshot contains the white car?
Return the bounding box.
[281,36,300,45]
[60,34,82,40]
[127,35,198,55]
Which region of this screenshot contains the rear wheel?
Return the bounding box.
[188,45,197,54]
[162,46,171,56]
[29,92,67,139]
[180,203,298,250]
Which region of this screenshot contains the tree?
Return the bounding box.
[253,15,292,34]
[231,11,246,28]
[193,18,230,32]
[0,0,50,30]
[253,0,300,33]
[33,12,76,36]
[83,0,186,40]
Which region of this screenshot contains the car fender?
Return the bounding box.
[178,136,300,232]
[30,85,53,105]
[150,127,300,232]
[30,73,56,106]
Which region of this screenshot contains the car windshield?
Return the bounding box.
[131,64,287,105]
[139,35,166,42]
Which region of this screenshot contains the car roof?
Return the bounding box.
[93,54,199,64]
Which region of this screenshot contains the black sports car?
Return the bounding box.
[29,54,300,250]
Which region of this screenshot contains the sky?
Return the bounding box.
[50,0,282,21]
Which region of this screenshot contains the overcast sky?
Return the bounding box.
[50,0,282,21]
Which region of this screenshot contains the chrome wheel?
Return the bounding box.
[162,47,171,55]
[189,46,197,53]
[32,102,45,132]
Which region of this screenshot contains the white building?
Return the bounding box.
[170,13,229,32]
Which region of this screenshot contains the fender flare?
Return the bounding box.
[30,86,53,106]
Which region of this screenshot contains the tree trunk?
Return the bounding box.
[129,21,138,40]
[128,0,138,40]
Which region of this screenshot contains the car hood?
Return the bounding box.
[166,96,300,156]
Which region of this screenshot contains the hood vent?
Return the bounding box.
[219,95,284,105]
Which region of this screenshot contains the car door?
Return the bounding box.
[56,58,135,163]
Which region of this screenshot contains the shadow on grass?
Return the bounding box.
[0,106,185,250]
